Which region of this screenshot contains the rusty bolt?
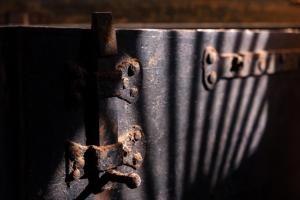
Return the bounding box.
[132,152,143,166]
[122,77,129,89]
[72,168,81,180]
[134,153,143,162]
[207,71,217,85]
[205,47,218,65]
[130,87,139,97]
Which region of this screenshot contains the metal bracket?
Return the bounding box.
[202,46,219,90]
[91,12,141,104]
[65,126,144,189]
[97,56,141,104]
[65,12,143,196]
[65,13,141,109]
[202,46,300,90]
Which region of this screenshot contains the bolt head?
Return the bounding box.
[207,71,217,85]
[122,77,129,89]
[132,152,143,167]
[206,51,217,65]
[134,153,143,162]
[72,168,81,180]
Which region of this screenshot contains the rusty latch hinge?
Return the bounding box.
[96,56,141,104]
[91,11,141,104]
[202,46,300,90]
[66,13,141,104]
[65,126,144,190]
[65,12,144,196]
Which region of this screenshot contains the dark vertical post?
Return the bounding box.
[91,12,117,57]
[89,12,119,199]
[86,12,117,145]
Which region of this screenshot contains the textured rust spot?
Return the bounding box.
[66,126,144,188]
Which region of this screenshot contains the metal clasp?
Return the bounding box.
[65,126,144,190]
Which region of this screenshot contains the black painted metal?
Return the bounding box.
[0,25,300,200]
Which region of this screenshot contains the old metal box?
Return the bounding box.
[1,13,300,200]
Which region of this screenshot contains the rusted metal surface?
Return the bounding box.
[202,46,300,89]
[1,14,300,200]
[65,55,141,107]
[202,46,219,89]
[66,126,144,190]
[72,13,144,199]
[97,56,141,104]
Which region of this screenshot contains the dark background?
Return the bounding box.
[0,0,300,24]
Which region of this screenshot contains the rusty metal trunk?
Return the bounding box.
[1,17,300,200]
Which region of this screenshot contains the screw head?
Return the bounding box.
[122,77,129,89]
[72,168,81,180]
[207,71,217,85]
[132,152,143,166]
[205,47,218,65]
[206,51,217,65]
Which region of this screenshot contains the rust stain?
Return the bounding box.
[66,125,144,193]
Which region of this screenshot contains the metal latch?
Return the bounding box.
[97,56,141,104]
[65,126,144,190]
[202,46,300,90]
[64,12,144,195]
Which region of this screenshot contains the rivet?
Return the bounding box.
[72,168,81,180]
[132,153,143,166]
[207,71,217,85]
[206,51,217,65]
[122,77,129,89]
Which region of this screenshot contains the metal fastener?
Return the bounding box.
[207,71,217,85]
[206,49,217,65]
[231,55,244,73]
